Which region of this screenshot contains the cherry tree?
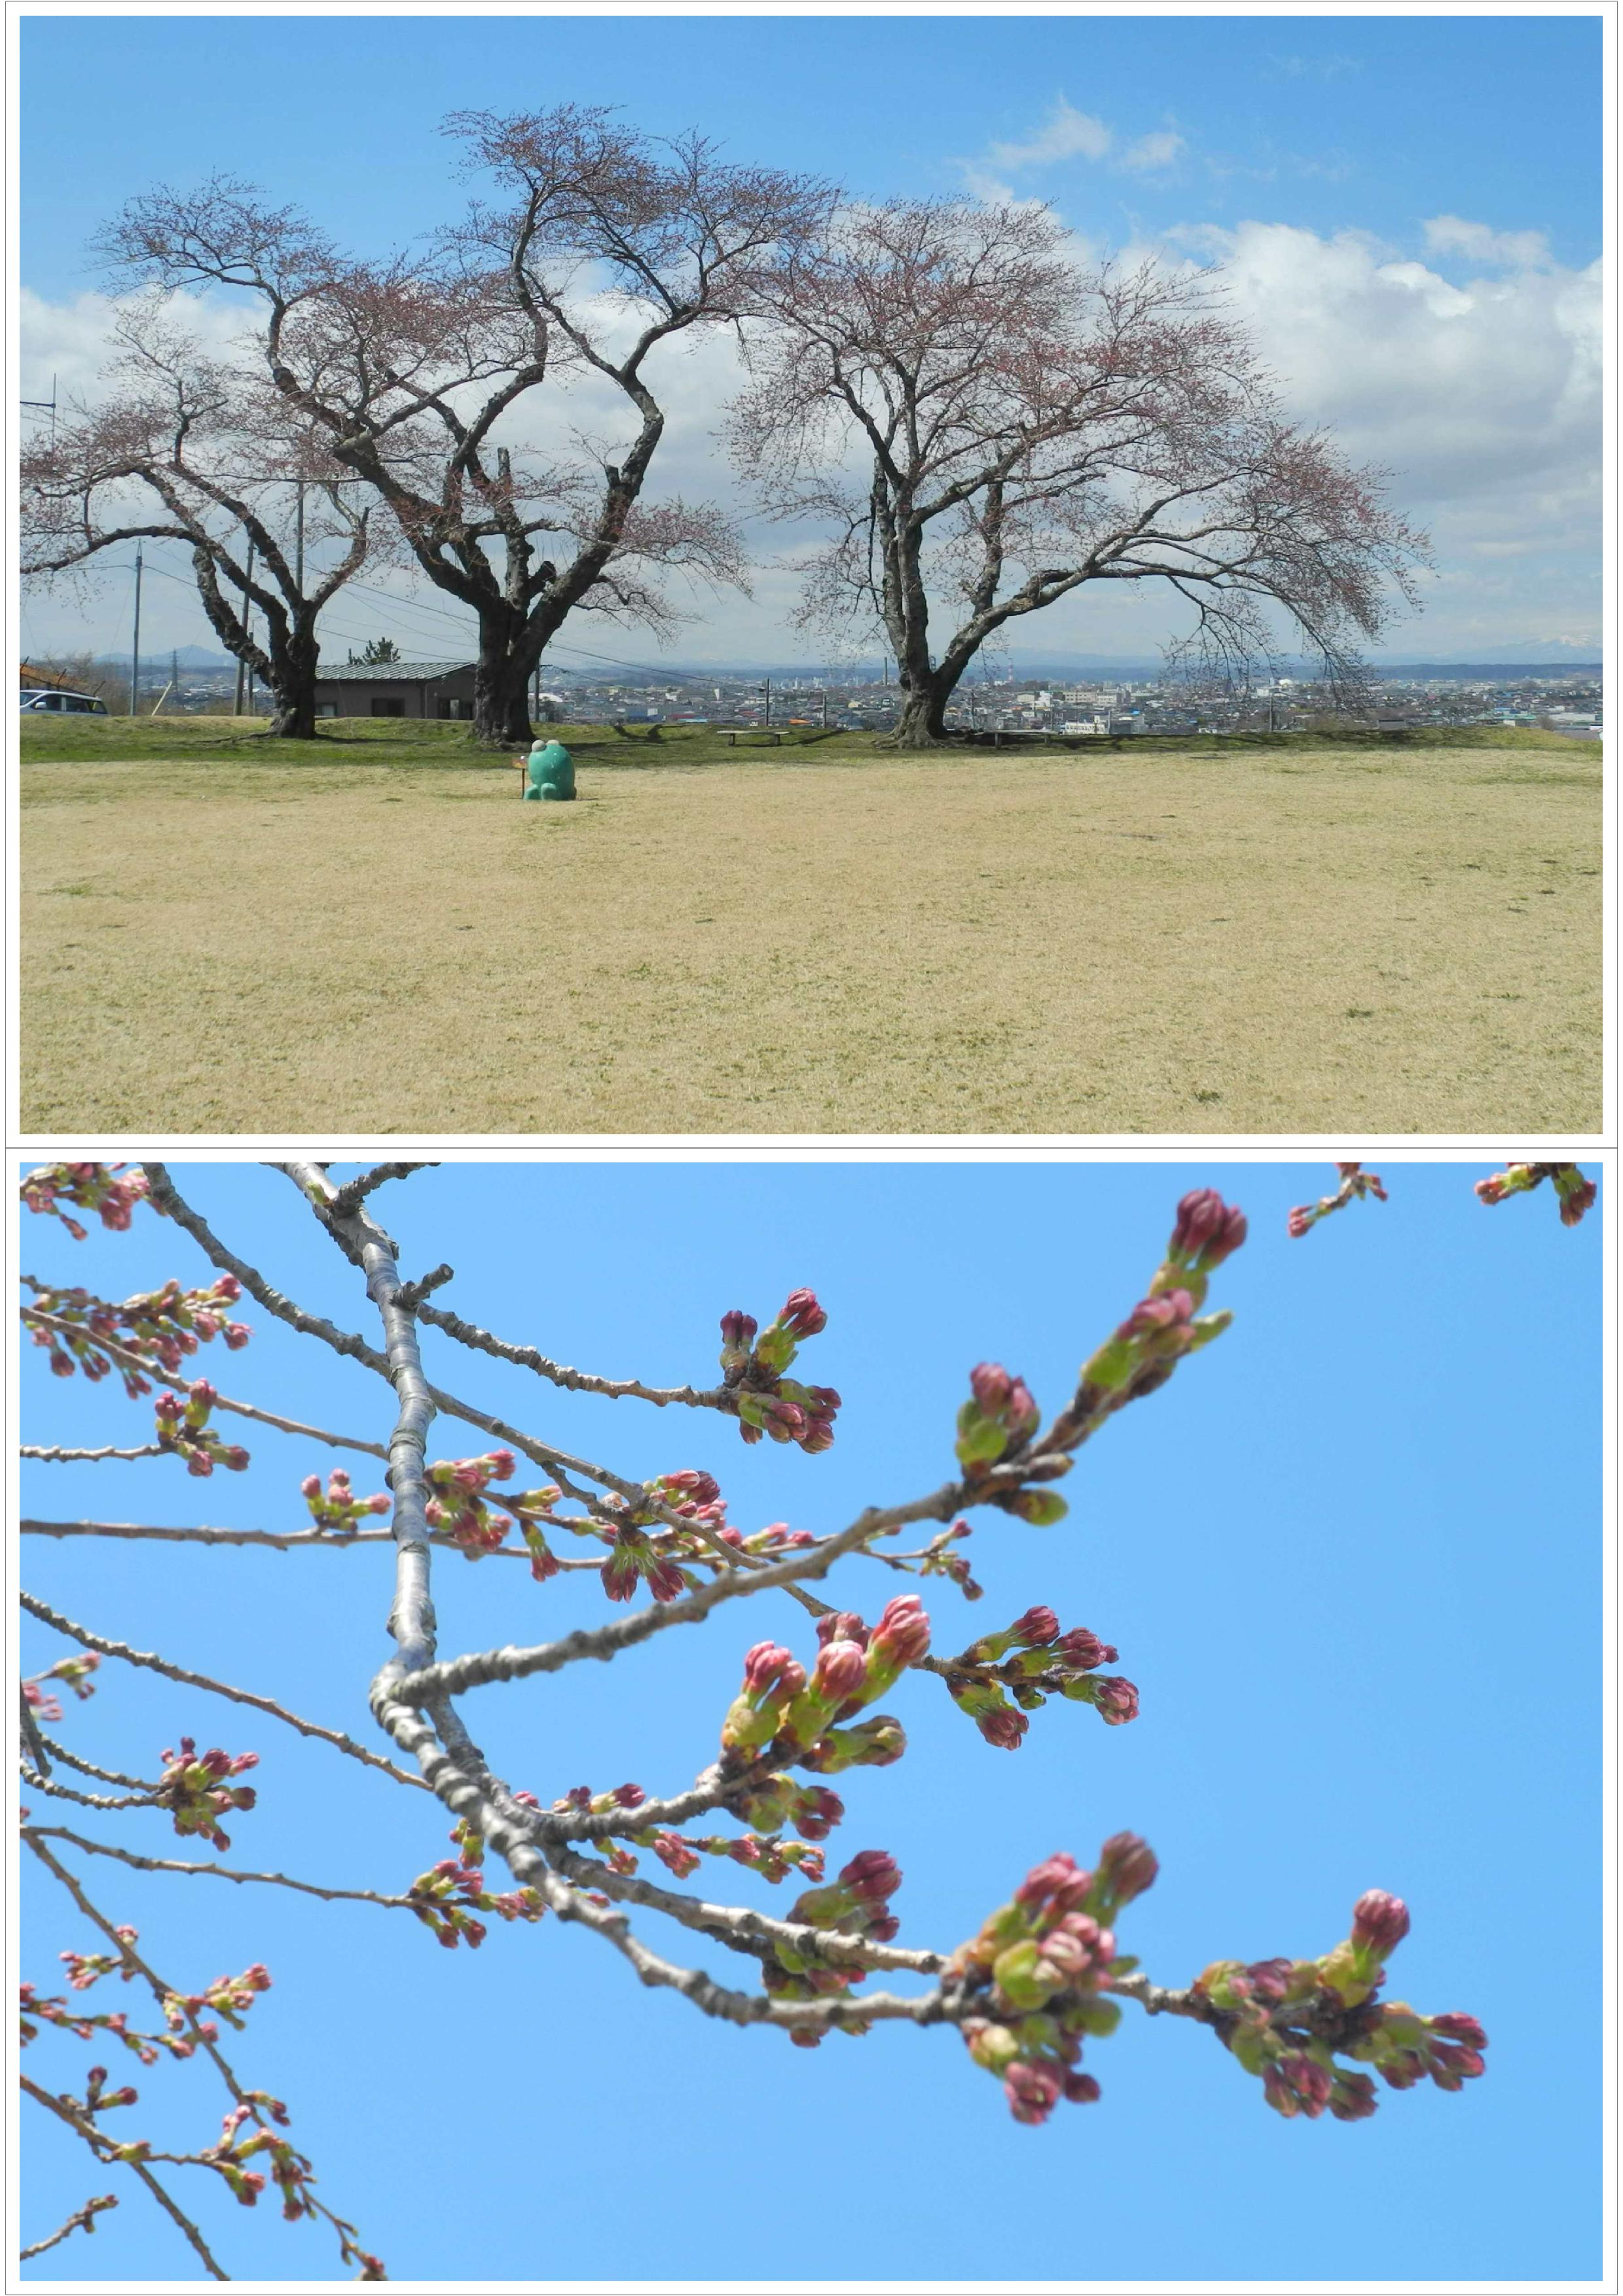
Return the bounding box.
[728,200,1427,746]
[95,115,828,744]
[20,1159,1587,2274]
[19,299,374,740]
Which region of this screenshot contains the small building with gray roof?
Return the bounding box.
[314,660,479,719]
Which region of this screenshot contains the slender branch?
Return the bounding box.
[20,1443,166,1463]
[412,1295,729,1411]
[19,2192,119,2263]
[33,1736,153,1789]
[22,1515,554,1561]
[20,1766,162,1814]
[18,1590,430,1792]
[18,2073,227,2280]
[24,1824,422,1912]
[20,1310,388,1459]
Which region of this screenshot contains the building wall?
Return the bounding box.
[315,672,479,719]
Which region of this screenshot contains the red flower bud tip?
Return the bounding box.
[1004,2062,1063,2124]
[1016,1851,1085,1908]
[839,1847,901,1903]
[612,1783,646,1808]
[872,1594,931,1665]
[812,1640,869,1702]
[720,1310,757,1347]
[299,1475,321,1499]
[743,1641,796,1694]
[979,1704,1029,1749]
[1055,1626,1114,1670]
[969,1361,1013,1411]
[778,1287,828,1338]
[1352,1890,1411,1958]
[489,1450,516,1480]
[1169,1186,1230,1259]
[1010,1605,1059,1647]
[663,1469,721,1505]
[816,1610,870,1650]
[1428,2012,1487,2049]
[1092,1676,1140,1725]
[1286,1206,1313,1238]
[1064,2070,1102,2104]
[189,1379,217,1408]
[1097,1832,1160,1905]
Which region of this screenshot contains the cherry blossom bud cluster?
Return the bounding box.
[209,2102,316,2221]
[718,1292,839,1452]
[943,1610,1137,1748]
[20,1160,150,1238]
[721,1774,845,1841]
[422,1450,530,1557]
[169,1963,272,2039]
[405,1857,546,1946]
[153,1382,250,1476]
[155,1738,260,1851]
[1194,1890,1486,2121]
[955,1361,1042,1469]
[947,1844,1149,2123]
[299,1467,390,1534]
[23,1651,101,1722]
[765,1848,903,2045]
[24,1274,249,1395]
[909,1518,984,1600]
[1474,1160,1597,1227]
[600,1522,690,1604]
[1286,1162,1388,1240]
[22,1964,199,2068]
[720,1597,929,1770]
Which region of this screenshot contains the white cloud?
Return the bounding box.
[1121,130,1186,173]
[986,99,1112,170]
[1423,214,1553,270]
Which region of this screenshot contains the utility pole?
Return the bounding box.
[762,675,771,729]
[233,538,255,715]
[128,545,143,717]
[820,689,828,730]
[294,480,304,592]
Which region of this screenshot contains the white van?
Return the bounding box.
[19,689,109,714]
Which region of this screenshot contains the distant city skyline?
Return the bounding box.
[19,9,1603,668]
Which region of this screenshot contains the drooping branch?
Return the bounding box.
[18,1590,430,1792]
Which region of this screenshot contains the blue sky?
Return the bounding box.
[18,9,1604,670]
[18,1158,1603,2284]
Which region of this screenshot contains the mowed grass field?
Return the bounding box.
[20,717,1600,1134]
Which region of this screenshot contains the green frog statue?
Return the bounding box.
[521,738,575,801]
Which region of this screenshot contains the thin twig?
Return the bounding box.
[18,1590,430,1792]
[18,2072,227,2280]
[18,2191,119,2262]
[24,1824,423,1912]
[21,1443,166,1463]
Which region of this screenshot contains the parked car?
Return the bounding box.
[19,689,108,714]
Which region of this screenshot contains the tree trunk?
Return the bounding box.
[265,618,319,740]
[891,675,953,747]
[473,613,536,746]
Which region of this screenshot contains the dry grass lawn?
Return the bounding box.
[20,738,1600,1134]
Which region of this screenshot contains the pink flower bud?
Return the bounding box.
[816,1610,870,1650]
[1169,1187,1229,1259]
[1428,2012,1487,2049]
[489,1450,516,1481]
[1055,1626,1115,1671]
[979,1704,1029,1750]
[1004,2061,1062,2123]
[1063,2070,1101,2104]
[839,1847,900,1905]
[1092,1676,1139,1725]
[812,1640,868,1702]
[778,1288,827,1338]
[743,1642,797,1694]
[1096,1832,1159,1905]
[300,1475,321,1499]
[1010,1605,1059,1647]
[1286,1206,1313,1238]
[969,1361,1013,1411]
[719,1310,757,1348]
[1351,1890,1411,1958]
[871,1594,931,1666]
